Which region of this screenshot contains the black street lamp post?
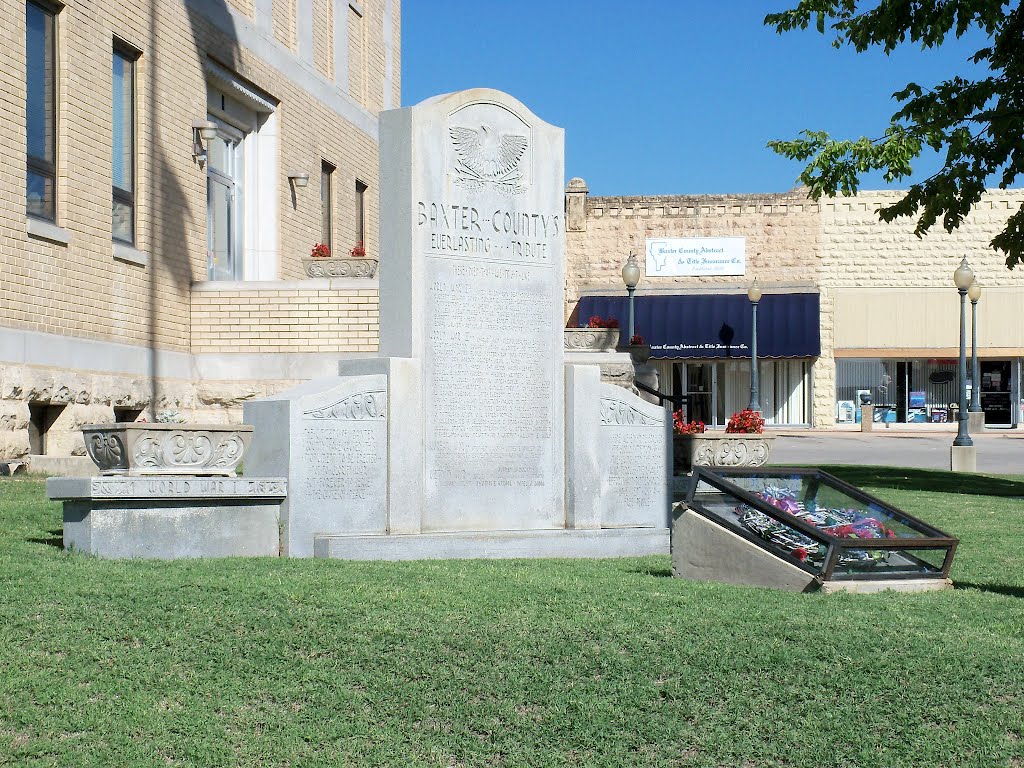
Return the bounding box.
[621,253,641,342]
[747,279,762,413]
[969,278,982,414]
[953,257,974,448]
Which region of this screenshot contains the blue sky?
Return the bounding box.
[402,1,986,197]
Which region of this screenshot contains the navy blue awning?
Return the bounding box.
[575,293,820,359]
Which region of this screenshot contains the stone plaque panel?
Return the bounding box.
[380,89,566,532]
[597,383,670,528]
[245,375,388,556]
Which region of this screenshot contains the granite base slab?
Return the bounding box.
[313,527,669,561]
[46,476,286,559]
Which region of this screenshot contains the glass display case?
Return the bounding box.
[684,468,958,581]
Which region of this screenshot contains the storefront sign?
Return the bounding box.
[645,237,745,277]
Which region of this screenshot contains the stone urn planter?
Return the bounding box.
[302,257,378,279]
[673,433,775,474]
[564,328,620,351]
[82,423,253,476]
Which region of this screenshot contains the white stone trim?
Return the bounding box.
[112,242,149,267]
[0,327,194,379]
[0,327,377,382]
[186,0,378,140]
[27,217,71,246]
[204,59,277,113]
[190,278,378,291]
[297,0,314,64]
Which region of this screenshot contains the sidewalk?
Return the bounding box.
[767,430,1024,474]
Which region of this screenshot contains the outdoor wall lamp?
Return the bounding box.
[192,119,218,164]
[288,171,310,189]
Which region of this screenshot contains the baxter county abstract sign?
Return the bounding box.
[646,237,745,277]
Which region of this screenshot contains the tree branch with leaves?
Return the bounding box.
[765,0,1024,268]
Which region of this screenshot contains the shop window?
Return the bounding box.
[26,0,57,222]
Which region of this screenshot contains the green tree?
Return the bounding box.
[765,1,1024,269]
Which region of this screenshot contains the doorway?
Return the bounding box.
[206,123,243,281]
[980,360,1012,426]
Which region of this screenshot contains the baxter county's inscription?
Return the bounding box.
[417,201,560,262]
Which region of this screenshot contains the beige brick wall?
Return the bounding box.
[190,283,380,354]
[0,0,395,353]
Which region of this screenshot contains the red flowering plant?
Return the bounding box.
[350,241,366,258]
[310,243,331,259]
[586,315,620,329]
[629,334,645,345]
[672,409,705,435]
[725,408,765,434]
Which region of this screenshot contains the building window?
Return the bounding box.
[26,1,56,222]
[112,43,137,245]
[355,179,367,249]
[321,161,334,252]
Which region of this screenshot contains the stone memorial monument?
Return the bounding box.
[243,88,670,559]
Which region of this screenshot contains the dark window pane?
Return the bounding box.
[321,162,333,250]
[112,52,133,194]
[355,180,367,247]
[26,1,55,221]
[26,3,54,164]
[27,168,53,220]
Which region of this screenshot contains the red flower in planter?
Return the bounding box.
[586,315,620,329]
[672,409,705,435]
[725,409,765,434]
[310,243,331,259]
[350,241,366,258]
[630,334,645,345]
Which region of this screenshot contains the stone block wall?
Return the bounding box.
[190,280,380,354]
[565,189,822,322]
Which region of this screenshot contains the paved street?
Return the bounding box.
[769,430,1024,474]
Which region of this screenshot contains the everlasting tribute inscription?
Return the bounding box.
[380,90,566,531]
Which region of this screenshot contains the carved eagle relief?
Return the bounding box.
[450,123,528,194]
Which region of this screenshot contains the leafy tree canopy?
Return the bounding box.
[765,1,1024,269]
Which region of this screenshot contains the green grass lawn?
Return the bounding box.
[2,470,1023,767]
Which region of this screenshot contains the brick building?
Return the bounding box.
[564,180,1024,429]
[3,0,396,465]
